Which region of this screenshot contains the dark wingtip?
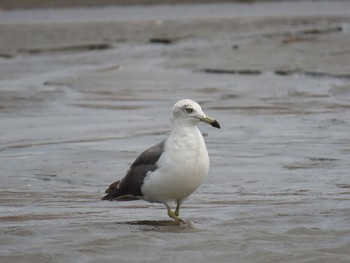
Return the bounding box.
[211,119,221,129]
[102,180,120,200]
[101,194,112,201]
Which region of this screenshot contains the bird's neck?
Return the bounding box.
[168,123,204,150]
[170,122,198,136]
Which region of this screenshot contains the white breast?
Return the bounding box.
[141,126,209,204]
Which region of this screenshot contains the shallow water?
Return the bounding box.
[1,2,350,263]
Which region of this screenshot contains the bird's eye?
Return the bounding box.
[185,107,193,113]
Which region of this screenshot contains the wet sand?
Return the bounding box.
[1,1,350,263]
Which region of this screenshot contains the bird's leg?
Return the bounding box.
[175,201,181,216]
[166,205,183,222]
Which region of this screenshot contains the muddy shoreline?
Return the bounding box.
[1,2,350,263]
[0,0,312,10]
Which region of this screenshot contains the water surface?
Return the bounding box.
[1,2,350,263]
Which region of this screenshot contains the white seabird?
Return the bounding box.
[102,99,220,222]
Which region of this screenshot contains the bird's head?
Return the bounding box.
[171,99,220,129]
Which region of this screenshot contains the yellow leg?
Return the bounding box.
[175,201,181,217]
[166,205,183,222]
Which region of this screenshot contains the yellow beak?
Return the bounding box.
[199,115,220,129]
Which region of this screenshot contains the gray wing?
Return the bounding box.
[130,139,166,168]
[102,140,166,200]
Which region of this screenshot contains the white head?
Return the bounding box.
[171,99,220,128]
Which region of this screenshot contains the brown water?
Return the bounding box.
[1,2,350,263]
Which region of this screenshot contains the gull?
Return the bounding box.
[102,99,220,222]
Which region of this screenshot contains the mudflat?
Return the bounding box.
[1,2,350,263]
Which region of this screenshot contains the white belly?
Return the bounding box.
[141,127,209,204]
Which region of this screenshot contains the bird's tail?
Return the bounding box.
[101,180,139,201]
[101,180,120,200]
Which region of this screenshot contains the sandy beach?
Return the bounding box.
[1,1,350,263]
